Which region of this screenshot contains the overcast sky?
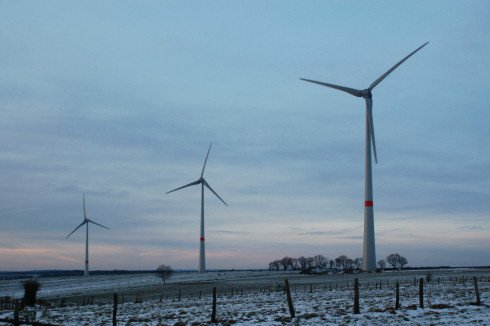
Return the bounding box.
[1,1,489,271]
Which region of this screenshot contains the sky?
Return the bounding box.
[1,1,489,271]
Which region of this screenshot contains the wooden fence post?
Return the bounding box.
[284,279,295,318]
[395,281,400,309]
[211,287,217,323]
[473,276,481,305]
[353,278,360,314]
[113,293,118,326]
[13,300,20,326]
[419,278,424,308]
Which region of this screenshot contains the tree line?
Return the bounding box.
[269,253,408,273]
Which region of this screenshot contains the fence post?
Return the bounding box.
[211,287,217,323]
[284,279,295,318]
[113,293,118,326]
[419,278,424,308]
[13,300,20,326]
[395,281,400,309]
[353,278,360,314]
[473,276,481,305]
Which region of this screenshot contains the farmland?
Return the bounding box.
[1,268,489,325]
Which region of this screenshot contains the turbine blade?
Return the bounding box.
[66,220,87,239]
[300,78,363,97]
[200,143,212,178]
[87,218,110,230]
[203,180,228,206]
[368,42,429,91]
[165,180,201,195]
[366,98,378,164]
[83,194,87,220]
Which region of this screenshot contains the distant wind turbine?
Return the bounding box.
[300,42,428,272]
[166,143,227,273]
[66,194,110,276]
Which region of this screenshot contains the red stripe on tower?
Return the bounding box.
[200,237,205,241]
[365,200,373,207]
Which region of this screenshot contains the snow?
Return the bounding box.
[1,269,489,325]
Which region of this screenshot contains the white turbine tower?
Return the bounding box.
[66,194,110,276]
[166,143,227,273]
[301,42,428,272]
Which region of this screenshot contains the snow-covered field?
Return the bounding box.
[1,269,489,325]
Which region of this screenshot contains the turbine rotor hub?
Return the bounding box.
[362,89,372,99]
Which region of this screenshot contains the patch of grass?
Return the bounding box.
[430,303,452,309]
[299,312,321,319]
[368,307,396,314]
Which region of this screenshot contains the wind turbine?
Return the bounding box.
[300,42,428,272]
[66,194,110,276]
[166,143,227,273]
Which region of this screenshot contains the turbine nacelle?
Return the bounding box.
[362,90,372,99]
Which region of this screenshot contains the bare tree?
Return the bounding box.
[306,257,315,270]
[290,258,299,271]
[313,254,328,272]
[398,256,408,269]
[272,260,281,271]
[269,261,275,271]
[377,259,386,270]
[335,255,351,270]
[345,258,354,271]
[386,253,401,270]
[156,264,174,284]
[297,256,309,272]
[353,257,363,270]
[280,257,295,271]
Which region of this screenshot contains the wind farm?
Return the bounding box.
[1,1,490,325]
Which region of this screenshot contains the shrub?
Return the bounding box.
[22,279,41,307]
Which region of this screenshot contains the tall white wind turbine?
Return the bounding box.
[66,194,110,276]
[166,143,227,273]
[301,42,428,272]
